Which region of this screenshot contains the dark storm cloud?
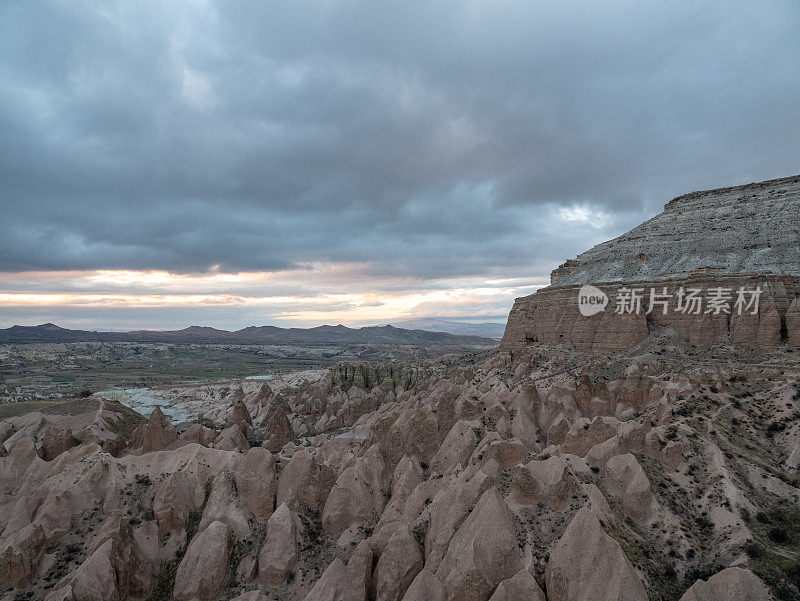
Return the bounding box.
[1,0,799,277]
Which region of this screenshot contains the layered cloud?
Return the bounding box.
[0,267,544,329]
[1,0,798,328]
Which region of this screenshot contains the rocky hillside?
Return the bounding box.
[1,331,798,601]
[0,323,497,348]
[502,174,800,353]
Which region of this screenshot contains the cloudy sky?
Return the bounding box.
[1,0,799,330]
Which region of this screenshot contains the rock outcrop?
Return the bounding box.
[788,296,800,346]
[233,446,276,521]
[173,520,231,601]
[502,175,800,353]
[545,506,647,601]
[436,488,523,601]
[128,406,178,453]
[402,569,446,601]
[276,449,336,510]
[679,567,771,601]
[303,558,362,601]
[509,455,574,510]
[374,526,423,601]
[322,446,386,532]
[0,522,46,587]
[39,426,75,461]
[45,539,119,601]
[260,396,293,452]
[258,503,302,586]
[488,569,546,601]
[152,471,205,534]
[603,453,655,523]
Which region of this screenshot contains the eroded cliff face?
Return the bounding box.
[502,175,800,353]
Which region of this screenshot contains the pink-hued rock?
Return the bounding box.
[276,449,336,510]
[178,423,216,447]
[374,526,423,601]
[679,567,770,601]
[381,406,440,468]
[173,520,231,601]
[378,455,424,528]
[302,558,363,601]
[436,488,523,601]
[545,506,647,601]
[0,522,46,587]
[787,296,800,347]
[470,435,527,473]
[233,446,276,521]
[401,569,446,601]
[128,407,178,454]
[258,503,301,586]
[152,471,205,534]
[510,385,541,449]
[756,299,782,348]
[228,388,253,427]
[322,446,386,532]
[198,474,251,537]
[563,417,619,457]
[501,175,800,354]
[214,423,250,451]
[430,420,479,474]
[260,397,293,452]
[45,539,119,601]
[488,569,546,601]
[40,426,75,461]
[347,539,374,601]
[230,591,270,601]
[424,469,494,571]
[603,453,655,523]
[509,456,574,510]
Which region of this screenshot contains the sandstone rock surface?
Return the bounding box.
[258,503,301,586]
[374,526,423,601]
[233,446,277,521]
[436,488,523,601]
[678,567,771,601]
[488,569,546,601]
[173,520,231,601]
[545,506,647,601]
[128,406,178,453]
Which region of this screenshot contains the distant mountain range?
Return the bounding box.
[0,322,498,347]
[389,318,506,340]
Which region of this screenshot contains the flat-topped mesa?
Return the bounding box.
[502,174,800,353]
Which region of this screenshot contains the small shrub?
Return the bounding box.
[744,539,762,558]
[147,560,178,601]
[186,511,201,542]
[769,527,788,544]
[134,474,152,486]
